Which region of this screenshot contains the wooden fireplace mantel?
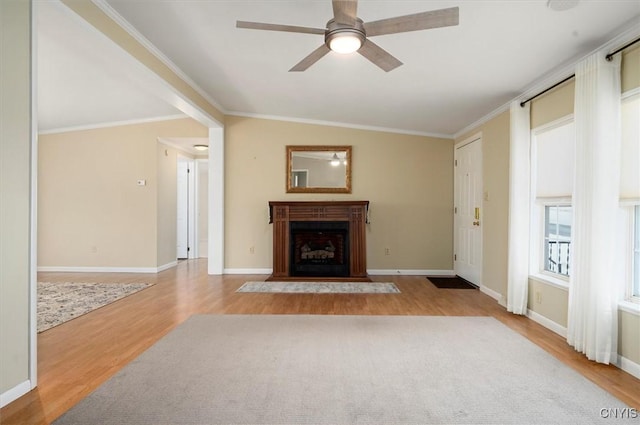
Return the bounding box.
[268,201,370,281]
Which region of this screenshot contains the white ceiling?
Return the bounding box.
[37,1,183,132]
[38,0,640,137]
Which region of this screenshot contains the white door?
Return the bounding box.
[176,157,191,259]
[454,136,483,285]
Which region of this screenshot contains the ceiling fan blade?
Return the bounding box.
[332,0,358,25]
[357,39,403,72]
[289,44,331,72]
[237,21,325,35]
[363,7,459,37]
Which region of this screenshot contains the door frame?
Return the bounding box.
[194,158,209,259]
[453,132,483,285]
[177,154,196,260]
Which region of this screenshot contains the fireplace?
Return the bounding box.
[268,201,369,281]
[290,221,349,277]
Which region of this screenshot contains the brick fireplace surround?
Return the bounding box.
[268,201,370,281]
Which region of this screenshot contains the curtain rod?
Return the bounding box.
[606,37,640,61]
[519,74,575,107]
[520,37,640,107]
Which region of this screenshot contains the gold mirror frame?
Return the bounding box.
[286,145,352,193]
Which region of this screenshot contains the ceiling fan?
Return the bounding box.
[237,0,459,72]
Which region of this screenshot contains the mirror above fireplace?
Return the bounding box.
[286,145,352,193]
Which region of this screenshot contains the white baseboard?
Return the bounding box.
[368,269,455,276]
[157,261,178,272]
[525,310,640,380]
[1,380,31,408]
[617,355,640,380]
[223,268,272,275]
[38,263,177,273]
[480,285,506,307]
[526,309,568,338]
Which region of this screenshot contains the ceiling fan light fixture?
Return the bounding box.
[330,153,341,166]
[328,32,363,54]
[547,0,580,11]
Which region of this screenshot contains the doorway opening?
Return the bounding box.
[177,155,195,260]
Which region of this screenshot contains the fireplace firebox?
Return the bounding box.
[268,201,369,281]
[290,221,349,277]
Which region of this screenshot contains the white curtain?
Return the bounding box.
[567,51,622,364]
[507,101,531,315]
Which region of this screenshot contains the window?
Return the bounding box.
[544,205,572,276]
[530,117,575,282]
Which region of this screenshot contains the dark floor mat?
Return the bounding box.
[427,276,478,289]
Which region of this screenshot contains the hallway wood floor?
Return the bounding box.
[2,259,639,424]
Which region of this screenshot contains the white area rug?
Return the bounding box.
[54,315,633,424]
[38,281,153,332]
[237,281,400,294]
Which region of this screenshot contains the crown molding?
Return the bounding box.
[622,87,640,100]
[227,111,454,139]
[38,114,187,135]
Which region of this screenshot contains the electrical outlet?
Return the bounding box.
[249,246,255,254]
[90,246,97,253]
[535,291,542,304]
[384,247,391,256]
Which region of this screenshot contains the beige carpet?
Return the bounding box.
[54,315,633,424]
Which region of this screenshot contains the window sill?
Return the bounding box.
[529,274,569,291]
[619,300,640,316]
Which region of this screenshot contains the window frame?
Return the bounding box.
[532,198,572,285]
[542,203,572,278]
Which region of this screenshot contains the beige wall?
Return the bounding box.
[456,111,511,299]
[622,44,640,93]
[528,279,569,327]
[157,145,181,267]
[38,118,206,269]
[224,115,454,271]
[619,311,640,365]
[0,0,32,397]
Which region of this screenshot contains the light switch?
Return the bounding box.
[137,179,146,186]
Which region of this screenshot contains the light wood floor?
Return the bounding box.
[2,259,639,424]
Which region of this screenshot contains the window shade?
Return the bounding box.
[535,121,575,198]
[621,94,639,199]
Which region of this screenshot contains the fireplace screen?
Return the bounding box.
[289,221,349,277]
